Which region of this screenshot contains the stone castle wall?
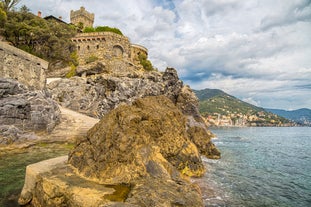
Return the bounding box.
[72,32,148,66]
[131,44,148,65]
[0,41,48,90]
[70,7,94,28]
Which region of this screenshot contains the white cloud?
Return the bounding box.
[16,0,311,110]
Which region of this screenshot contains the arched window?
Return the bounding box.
[113,45,124,57]
[87,45,90,50]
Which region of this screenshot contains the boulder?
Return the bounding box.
[19,96,207,207]
[68,96,206,183]
[0,78,60,145]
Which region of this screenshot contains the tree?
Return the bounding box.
[0,3,7,27]
[1,0,21,12]
[138,53,153,71]
[1,10,77,67]
[19,4,29,13]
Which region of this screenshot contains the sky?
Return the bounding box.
[16,0,311,110]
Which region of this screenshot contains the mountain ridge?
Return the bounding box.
[266,108,311,126]
[194,88,294,127]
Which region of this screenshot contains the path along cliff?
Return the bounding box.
[44,106,99,143]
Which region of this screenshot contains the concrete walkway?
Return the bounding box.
[44,106,99,143]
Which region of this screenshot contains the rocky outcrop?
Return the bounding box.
[48,67,220,159]
[19,155,203,207]
[19,96,207,207]
[48,68,185,118]
[0,78,60,144]
[69,96,205,182]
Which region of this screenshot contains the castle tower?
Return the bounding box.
[70,6,94,29]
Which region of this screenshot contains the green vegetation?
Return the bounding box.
[0,1,7,27]
[85,54,98,64]
[65,63,77,78]
[138,53,153,71]
[83,26,123,36]
[0,9,77,67]
[0,0,20,12]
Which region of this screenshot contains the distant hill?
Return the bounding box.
[194,89,293,127]
[266,108,311,126]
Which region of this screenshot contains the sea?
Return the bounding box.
[1,127,311,207]
[199,127,311,207]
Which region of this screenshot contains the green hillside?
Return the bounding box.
[194,89,293,126]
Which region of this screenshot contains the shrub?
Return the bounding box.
[83,27,95,33]
[69,51,79,67]
[95,26,123,35]
[138,53,153,71]
[65,64,76,78]
[85,55,98,64]
[83,25,123,36]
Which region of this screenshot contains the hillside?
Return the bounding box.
[266,108,311,126]
[194,89,293,127]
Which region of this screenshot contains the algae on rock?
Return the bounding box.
[68,95,206,183]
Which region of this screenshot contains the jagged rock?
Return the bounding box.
[48,67,220,159]
[69,96,206,183]
[0,78,60,144]
[76,61,107,76]
[47,68,180,118]
[19,96,205,207]
[0,125,38,145]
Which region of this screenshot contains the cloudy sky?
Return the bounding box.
[17,0,311,110]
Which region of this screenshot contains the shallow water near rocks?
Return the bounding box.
[0,143,73,207]
[1,127,311,207]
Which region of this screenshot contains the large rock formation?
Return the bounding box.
[69,96,205,182]
[0,78,60,145]
[19,96,208,207]
[48,67,220,159]
[48,67,191,118]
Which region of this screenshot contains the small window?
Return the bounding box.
[87,45,90,50]
[96,45,99,49]
[78,46,80,50]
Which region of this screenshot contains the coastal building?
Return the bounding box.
[70,7,148,66]
[70,6,94,29]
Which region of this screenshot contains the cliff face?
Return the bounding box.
[0,78,60,145]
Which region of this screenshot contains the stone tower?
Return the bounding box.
[70,6,94,29]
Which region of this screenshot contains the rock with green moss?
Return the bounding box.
[69,96,206,182]
[19,96,207,206]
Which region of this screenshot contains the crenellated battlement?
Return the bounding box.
[70,7,94,28]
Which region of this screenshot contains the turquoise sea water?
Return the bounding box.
[1,128,310,207]
[202,127,311,207]
[0,144,71,207]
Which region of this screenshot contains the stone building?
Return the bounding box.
[70,6,94,29]
[70,6,148,67]
[72,32,148,66]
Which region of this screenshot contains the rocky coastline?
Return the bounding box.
[1,55,220,206]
